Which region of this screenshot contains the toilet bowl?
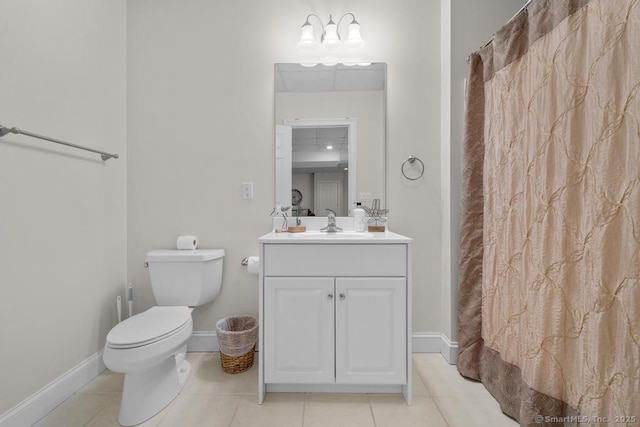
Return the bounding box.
[104,306,193,426]
[103,249,224,426]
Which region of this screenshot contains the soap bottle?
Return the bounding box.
[353,202,366,232]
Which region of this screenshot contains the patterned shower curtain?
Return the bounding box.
[457,0,640,425]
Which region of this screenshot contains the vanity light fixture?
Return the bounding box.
[326,145,334,150]
[297,13,365,51]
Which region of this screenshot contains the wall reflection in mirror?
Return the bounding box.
[274,63,386,217]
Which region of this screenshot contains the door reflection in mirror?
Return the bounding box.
[274,63,386,216]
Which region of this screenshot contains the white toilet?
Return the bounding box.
[103,249,225,426]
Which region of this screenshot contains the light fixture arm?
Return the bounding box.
[302,13,325,39]
[337,12,359,30]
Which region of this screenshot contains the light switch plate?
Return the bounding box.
[242,182,254,200]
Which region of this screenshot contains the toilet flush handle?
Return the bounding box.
[144,262,149,268]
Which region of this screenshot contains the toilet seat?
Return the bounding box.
[106,306,192,349]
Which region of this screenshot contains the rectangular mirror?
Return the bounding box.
[274,63,386,217]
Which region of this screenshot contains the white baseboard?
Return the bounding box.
[187,331,220,352]
[439,333,458,364]
[0,331,458,426]
[0,351,105,427]
[412,332,458,364]
[411,332,443,353]
[188,331,458,363]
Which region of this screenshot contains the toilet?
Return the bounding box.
[103,249,225,426]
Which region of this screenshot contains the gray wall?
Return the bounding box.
[0,0,127,414]
[126,0,443,339]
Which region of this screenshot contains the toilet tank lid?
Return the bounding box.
[146,249,225,262]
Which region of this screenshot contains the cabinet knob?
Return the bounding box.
[328,294,334,299]
[339,293,346,300]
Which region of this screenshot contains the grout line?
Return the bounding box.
[368,394,378,427]
[301,393,307,427]
[227,394,243,427]
[432,398,452,427]
[79,397,112,427]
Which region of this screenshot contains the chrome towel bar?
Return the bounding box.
[0,124,119,161]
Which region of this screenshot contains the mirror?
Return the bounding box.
[274,63,386,217]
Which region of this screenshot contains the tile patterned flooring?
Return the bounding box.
[34,353,518,427]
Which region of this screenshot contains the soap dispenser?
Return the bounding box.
[353,202,366,232]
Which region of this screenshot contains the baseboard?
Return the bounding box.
[439,333,458,364]
[187,331,220,352]
[411,332,443,353]
[0,351,105,427]
[188,331,458,363]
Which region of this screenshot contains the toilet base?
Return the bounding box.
[117,347,190,426]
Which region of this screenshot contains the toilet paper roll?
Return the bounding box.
[247,256,260,275]
[176,235,198,250]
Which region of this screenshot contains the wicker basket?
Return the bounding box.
[220,345,255,374]
[216,315,258,374]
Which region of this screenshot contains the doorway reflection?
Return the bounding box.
[292,126,348,217]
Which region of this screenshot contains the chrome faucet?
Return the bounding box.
[320,209,342,232]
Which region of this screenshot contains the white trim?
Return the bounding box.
[188,330,457,364]
[411,332,444,353]
[411,332,457,364]
[266,384,402,394]
[439,334,458,365]
[440,0,454,342]
[0,351,105,427]
[186,331,219,352]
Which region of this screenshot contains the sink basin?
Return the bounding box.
[258,229,412,244]
[288,231,377,238]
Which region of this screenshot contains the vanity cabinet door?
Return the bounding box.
[264,277,335,384]
[335,277,406,384]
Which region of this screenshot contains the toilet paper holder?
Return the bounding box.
[242,256,260,275]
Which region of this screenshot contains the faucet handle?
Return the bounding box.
[326,208,336,217]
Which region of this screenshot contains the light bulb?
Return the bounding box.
[322,16,341,49]
[345,22,365,48]
[298,23,318,49]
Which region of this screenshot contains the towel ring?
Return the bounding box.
[401,155,424,180]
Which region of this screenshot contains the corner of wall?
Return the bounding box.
[440,0,453,340]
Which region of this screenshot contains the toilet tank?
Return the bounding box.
[146,249,225,306]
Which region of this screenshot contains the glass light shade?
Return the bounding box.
[345,22,365,48]
[321,57,338,66]
[322,22,341,49]
[298,24,318,49]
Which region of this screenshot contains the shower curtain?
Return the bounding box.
[457,0,640,425]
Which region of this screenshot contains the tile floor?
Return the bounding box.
[34,353,518,427]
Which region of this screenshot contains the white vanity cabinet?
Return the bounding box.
[264,277,335,384]
[257,232,412,405]
[264,276,406,385]
[334,277,406,385]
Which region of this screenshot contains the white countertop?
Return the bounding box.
[258,230,412,244]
